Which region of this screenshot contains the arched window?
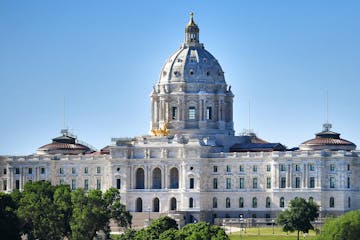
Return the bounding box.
[136,198,143,212]
[266,197,271,208]
[239,197,244,208]
[280,197,285,208]
[169,168,179,189]
[330,197,335,208]
[226,197,231,208]
[135,168,145,189]
[152,168,162,189]
[252,197,257,208]
[170,197,177,211]
[153,197,160,212]
[213,197,218,208]
[189,198,194,208]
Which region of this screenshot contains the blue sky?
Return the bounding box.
[1,1,359,155]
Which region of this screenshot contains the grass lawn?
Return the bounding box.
[228,227,316,240]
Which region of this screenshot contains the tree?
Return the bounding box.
[0,192,21,239]
[179,221,228,240]
[70,189,109,240]
[316,210,360,240]
[104,188,132,229]
[53,184,72,238]
[17,181,65,240]
[133,216,178,240]
[277,197,319,240]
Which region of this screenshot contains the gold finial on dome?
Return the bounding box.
[188,12,197,26]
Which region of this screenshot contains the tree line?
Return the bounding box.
[0,181,131,240]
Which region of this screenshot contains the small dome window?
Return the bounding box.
[206,71,210,76]
[174,71,180,77]
[163,71,167,76]
[190,70,194,75]
[203,58,207,62]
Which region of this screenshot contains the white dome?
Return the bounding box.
[159,45,226,87]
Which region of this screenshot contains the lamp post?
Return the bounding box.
[272,219,275,234]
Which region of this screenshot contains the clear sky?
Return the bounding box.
[1,0,359,155]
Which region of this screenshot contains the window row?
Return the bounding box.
[59,178,102,190]
[135,167,179,189]
[58,166,101,175]
[13,167,46,175]
[135,197,178,212]
[214,165,271,173]
[213,177,271,189]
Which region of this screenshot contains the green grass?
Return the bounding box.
[228,227,316,240]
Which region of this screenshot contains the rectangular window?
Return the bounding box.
[348,164,351,171]
[189,178,194,189]
[253,165,257,172]
[280,177,286,188]
[3,168,6,175]
[280,164,286,171]
[97,167,101,174]
[72,167,76,174]
[330,177,335,188]
[84,179,89,190]
[347,177,350,189]
[40,168,45,174]
[226,178,231,189]
[3,180,7,190]
[239,178,245,189]
[96,179,101,190]
[309,164,315,171]
[253,178,258,189]
[71,179,76,190]
[15,168,20,174]
[213,166,218,173]
[213,178,218,189]
[295,164,300,171]
[28,168,32,174]
[266,177,271,189]
[309,177,315,188]
[15,180,20,189]
[172,107,177,120]
[59,168,64,174]
[226,165,231,173]
[295,177,301,188]
[266,165,271,172]
[116,178,121,189]
[84,167,88,174]
[59,179,64,185]
[206,106,212,120]
[239,165,244,172]
[188,107,196,120]
[330,164,335,172]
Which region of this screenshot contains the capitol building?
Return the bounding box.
[0,14,359,227]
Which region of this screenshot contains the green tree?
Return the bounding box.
[17,181,66,240]
[180,221,228,240]
[316,210,360,240]
[104,188,132,229]
[53,184,72,238]
[277,197,319,240]
[70,189,109,240]
[0,192,21,239]
[133,216,178,240]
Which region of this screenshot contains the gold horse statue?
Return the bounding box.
[151,121,169,136]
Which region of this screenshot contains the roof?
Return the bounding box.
[230,132,286,152]
[36,129,95,155]
[299,123,356,151]
[230,143,286,152]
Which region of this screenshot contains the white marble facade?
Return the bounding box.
[0,14,359,225]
